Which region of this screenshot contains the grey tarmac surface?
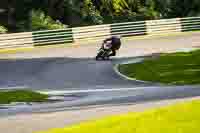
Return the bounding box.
[0,97,200,133]
[0,32,200,113]
[0,57,153,90]
[0,32,200,133]
[0,32,200,90]
[0,85,200,117]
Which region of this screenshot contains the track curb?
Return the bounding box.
[114,58,156,84]
[114,58,148,83]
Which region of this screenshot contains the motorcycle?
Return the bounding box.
[95,36,121,60]
[95,42,112,60]
[95,47,111,60]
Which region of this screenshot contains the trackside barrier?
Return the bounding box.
[111,21,147,37]
[0,16,199,49]
[181,17,200,32]
[146,18,182,35]
[0,32,33,49]
[32,28,73,46]
[72,24,111,43]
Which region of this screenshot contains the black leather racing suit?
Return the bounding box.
[103,36,121,56]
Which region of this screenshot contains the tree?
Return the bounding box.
[2,0,200,32]
[31,9,67,31]
[0,25,7,34]
[81,0,103,25]
[63,0,83,26]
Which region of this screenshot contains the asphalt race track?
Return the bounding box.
[0,57,152,90]
[0,32,200,115]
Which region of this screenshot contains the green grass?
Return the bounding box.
[38,100,200,133]
[119,49,200,85]
[0,90,49,104]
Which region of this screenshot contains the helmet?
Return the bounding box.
[113,35,121,39]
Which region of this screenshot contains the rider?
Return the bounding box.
[103,35,121,57]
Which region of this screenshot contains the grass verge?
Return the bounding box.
[119,49,200,85]
[0,90,49,104]
[38,99,200,133]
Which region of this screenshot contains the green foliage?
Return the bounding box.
[81,0,104,25]
[31,10,67,31]
[15,21,31,32]
[154,0,200,18]
[0,25,8,34]
[142,0,160,19]
[5,0,200,32]
[169,0,200,17]
[94,0,160,23]
[154,0,172,18]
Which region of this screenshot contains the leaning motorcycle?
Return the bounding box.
[95,43,112,60]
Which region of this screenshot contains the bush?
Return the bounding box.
[81,0,104,25]
[0,25,8,34]
[31,10,67,31]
